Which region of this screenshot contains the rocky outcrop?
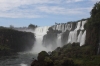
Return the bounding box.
[42,27,61,49]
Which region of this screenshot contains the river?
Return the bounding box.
[0,53,37,66]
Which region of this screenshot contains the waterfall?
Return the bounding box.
[77,31,82,43]
[57,33,62,47]
[67,21,81,44]
[28,20,87,54]
[66,21,86,46]
[75,22,81,31]
[80,21,86,30]
[30,26,53,54]
[80,30,86,46]
[67,31,77,43]
[52,23,72,32]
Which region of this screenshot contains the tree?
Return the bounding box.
[38,51,49,61]
[86,1,100,54]
[90,2,100,27]
[28,24,37,29]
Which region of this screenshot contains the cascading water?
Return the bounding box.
[67,22,81,44]
[67,31,78,43]
[0,20,88,66]
[80,30,86,46]
[77,31,82,43]
[30,26,53,54]
[15,20,87,53]
[80,21,87,30]
[57,33,62,47]
[60,21,86,46]
[51,20,87,46]
[14,20,87,53]
[52,23,72,32]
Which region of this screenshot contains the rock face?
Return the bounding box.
[42,27,61,50]
[85,2,100,54]
[85,23,100,54]
[0,27,35,54]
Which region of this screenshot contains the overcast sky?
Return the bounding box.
[0,0,100,27]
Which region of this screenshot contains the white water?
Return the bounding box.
[67,31,77,43]
[15,20,87,55]
[67,22,81,44]
[20,63,27,66]
[80,21,86,30]
[57,33,62,47]
[0,20,87,66]
[52,23,72,32]
[67,21,86,46]
[77,31,82,43]
[30,26,53,54]
[75,22,81,31]
[80,30,86,46]
[16,20,87,54]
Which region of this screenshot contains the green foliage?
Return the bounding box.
[0,27,35,57]
[28,24,37,29]
[47,27,62,34]
[50,42,100,66]
[31,2,100,66]
[33,43,100,66]
[0,45,10,50]
[44,57,53,64]
[38,51,49,61]
[43,27,61,48]
[85,1,100,54]
[86,1,100,28]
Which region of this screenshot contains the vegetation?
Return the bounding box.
[85,1,100,54]
[43,27,61,48]
[31,43,100,66]
[28,24,37,30]
[31,1,100,66]
[0,27,35,56]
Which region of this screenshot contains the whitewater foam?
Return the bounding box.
[20,63,27,66]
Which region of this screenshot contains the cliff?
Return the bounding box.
[0,27,35,56]
[85,2,100,54]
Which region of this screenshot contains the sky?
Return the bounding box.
[0,0,100,27]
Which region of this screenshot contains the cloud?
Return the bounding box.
[66,0,83,3]
[90,0,100,2]
[0,0,97,18]
[37,6,91,15]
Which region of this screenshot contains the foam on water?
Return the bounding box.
[30,26,53,54]
[20,63,27,66]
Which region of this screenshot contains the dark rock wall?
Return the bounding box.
[42,28,61,49]
[0,27,35,53]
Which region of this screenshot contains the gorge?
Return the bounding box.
[14,19,87,54]
[0,1,100,66]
